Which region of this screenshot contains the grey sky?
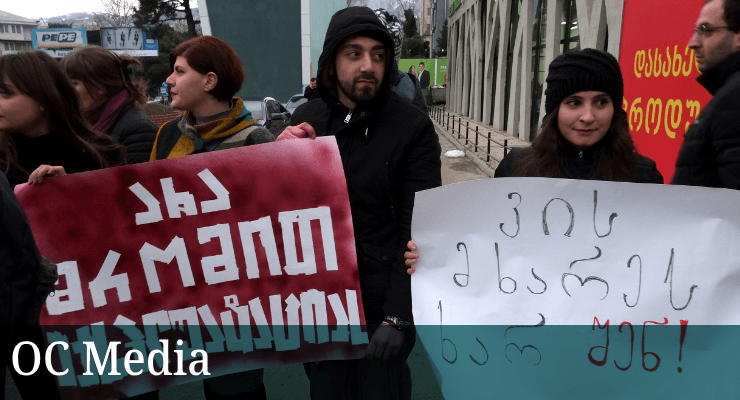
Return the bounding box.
[3,0,104,20]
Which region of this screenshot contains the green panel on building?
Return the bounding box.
[399,58,448,86]
[206,0,301,103]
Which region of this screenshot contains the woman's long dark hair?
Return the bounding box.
[0,51,127,176]
[513,106,638,181]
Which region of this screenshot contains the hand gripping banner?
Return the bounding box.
[15,137,368,399]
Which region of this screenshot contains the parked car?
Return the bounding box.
[242,97,291,137]
[285,94,308,114]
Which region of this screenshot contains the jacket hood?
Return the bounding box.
[316,6,399,106]
[697,50,740,95]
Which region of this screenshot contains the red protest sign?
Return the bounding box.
[15,137,367,399]
[620,0,711,181]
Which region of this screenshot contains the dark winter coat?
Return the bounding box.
[495,145,664,184]
[290,6,442,324]
[672,51,740,189]
[419,69,430,89]
[304,86,320,101]
[109,103,157,164]
[0,170,41,337]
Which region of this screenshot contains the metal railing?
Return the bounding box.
[429,105,524,163]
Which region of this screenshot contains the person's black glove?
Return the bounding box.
[366,323,404,359]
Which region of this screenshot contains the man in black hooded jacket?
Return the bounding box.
[279,6,441,399]
[673,0,740,189]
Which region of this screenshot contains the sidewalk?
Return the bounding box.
[430,107,530,174]
[437,124,492,183]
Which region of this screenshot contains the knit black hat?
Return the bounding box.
[544,48,623,115]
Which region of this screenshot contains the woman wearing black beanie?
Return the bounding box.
[404,48,663,274]
[493,48,663,183]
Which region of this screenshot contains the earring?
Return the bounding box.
[39,106,45,111]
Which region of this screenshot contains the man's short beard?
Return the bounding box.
[337,74,380,103]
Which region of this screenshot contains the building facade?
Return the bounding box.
[0,10,37,56]
[446,0,624,141]
[197,0,343,102]
[430,0,449,55]
[420,0,433,56]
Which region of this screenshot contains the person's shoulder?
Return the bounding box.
[160,114,183,130]
[291,98,328,122]
[113,103,158,133]
[152,115,183,149]
[243,126,275,145]
[494,148,525,178]
[384,90,428,118]
[634,154,664,184]
[116,103,150,123]
[709,67,740,104]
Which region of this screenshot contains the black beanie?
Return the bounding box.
[544,48,623,115]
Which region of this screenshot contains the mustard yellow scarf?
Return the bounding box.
[150,98,258,160]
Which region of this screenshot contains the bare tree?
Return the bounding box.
[94,0,137,27]
[133,0,199,38]
[381,0,418,21]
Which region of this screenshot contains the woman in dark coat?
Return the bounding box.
[0,50,128,400]
[62,45,157,164]
[493,49,662,184]
[0,51,126,187]
[404,49,663,272]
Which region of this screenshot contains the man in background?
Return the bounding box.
[672,0,740,189]
[303,77,320,101]
[418,61,430,89]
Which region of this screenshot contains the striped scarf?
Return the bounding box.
[150,98,257,160]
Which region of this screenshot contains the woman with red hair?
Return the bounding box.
[141,35,272,400]
[150,36,273,161]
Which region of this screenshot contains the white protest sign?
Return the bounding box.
[411,177,740,399]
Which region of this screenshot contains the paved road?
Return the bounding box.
[5,129,488,400]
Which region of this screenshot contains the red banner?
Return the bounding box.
[15,137,367,399]
[620,0,711,181]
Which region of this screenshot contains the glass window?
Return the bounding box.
[530,0,547,136]
[561,0,580,52]
[11,25,16,34]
